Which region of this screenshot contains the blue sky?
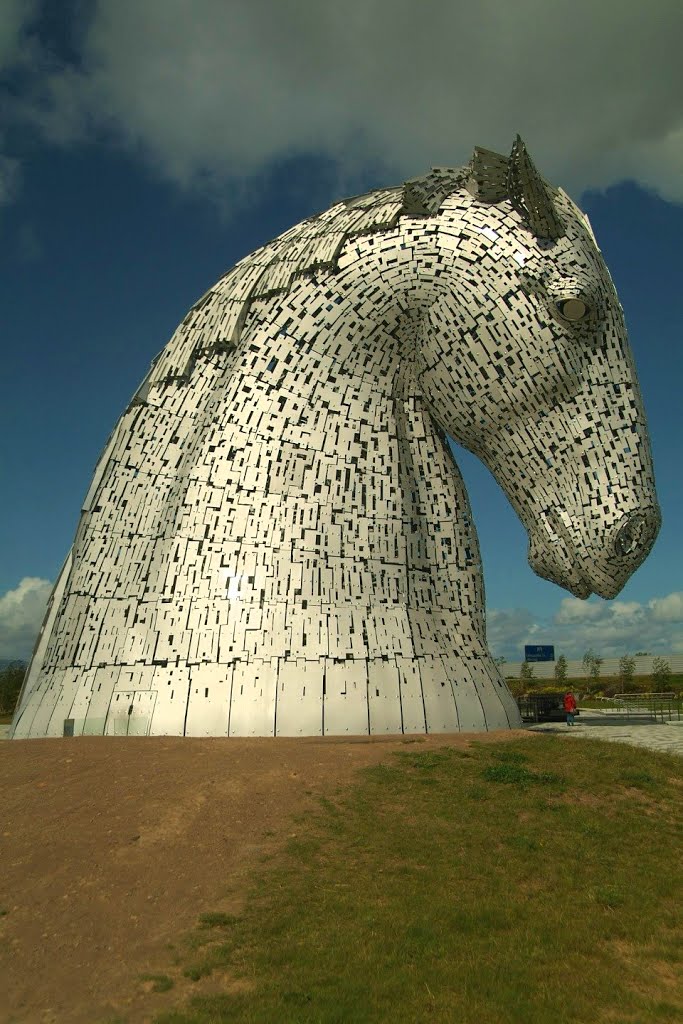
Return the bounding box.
[1,0,682,663]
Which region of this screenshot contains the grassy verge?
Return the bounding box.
[120,736,683,1024]
[506,675,683,699]
[577,695,683,711]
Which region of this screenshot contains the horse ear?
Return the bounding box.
[506,135,566,240]
[464,146,510,202]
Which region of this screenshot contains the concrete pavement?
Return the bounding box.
[525,708,683,756]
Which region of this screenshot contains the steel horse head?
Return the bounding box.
[10,136,660,740]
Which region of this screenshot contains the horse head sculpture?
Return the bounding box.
[9,136,660,740]
[411,136,660,601]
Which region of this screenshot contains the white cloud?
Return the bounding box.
[648,592,683,622]
[4,0,683,215]
[486,607,536,649]
[0,577,52,662]
[554,598,606,624]
[488,591,683,661]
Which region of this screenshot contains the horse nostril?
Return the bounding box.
[615,521,640,557]
[613,512,657,559]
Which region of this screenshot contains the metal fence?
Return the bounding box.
[516,692,567,723]
[517,691,683,723]
[605,693,682,722]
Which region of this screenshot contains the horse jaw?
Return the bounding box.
[526,504,661,600]
[527,524,595,599]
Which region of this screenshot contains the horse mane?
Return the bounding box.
[141,142,568,393]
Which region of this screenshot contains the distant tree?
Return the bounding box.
[0,662,26,716]
[582,648,602,682]
[619,654,636,689]
[493,656,506,666]
[520,661,535,682]
[554,654,568,685]
[651,657,671,691]
[634,651,651,657]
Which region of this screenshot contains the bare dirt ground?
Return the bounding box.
[0,729,533,1024]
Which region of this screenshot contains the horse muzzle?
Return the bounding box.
[527,506,662,600]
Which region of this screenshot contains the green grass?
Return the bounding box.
[506,674,683,698]
[115,736,683,1024]
[579,695,682,711]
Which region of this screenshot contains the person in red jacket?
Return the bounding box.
[563,691,578,725]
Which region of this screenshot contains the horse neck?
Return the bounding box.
[392,384,486,633]
[192,248,484,625]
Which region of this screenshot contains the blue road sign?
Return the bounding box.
[524,645,555,662]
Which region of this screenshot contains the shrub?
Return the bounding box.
[506,678,527,698]
[0,663,26,715]
[554,654,568,685]
[651,657,671,691]
[619,654,636,688]
[582,648,604,682]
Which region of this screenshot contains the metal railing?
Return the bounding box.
[608,692,682,722]
[516,692,566,723]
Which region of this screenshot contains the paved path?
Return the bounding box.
[525,708,683,757]
[2,712,682,756]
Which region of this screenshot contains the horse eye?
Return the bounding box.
[556,298,589,322]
